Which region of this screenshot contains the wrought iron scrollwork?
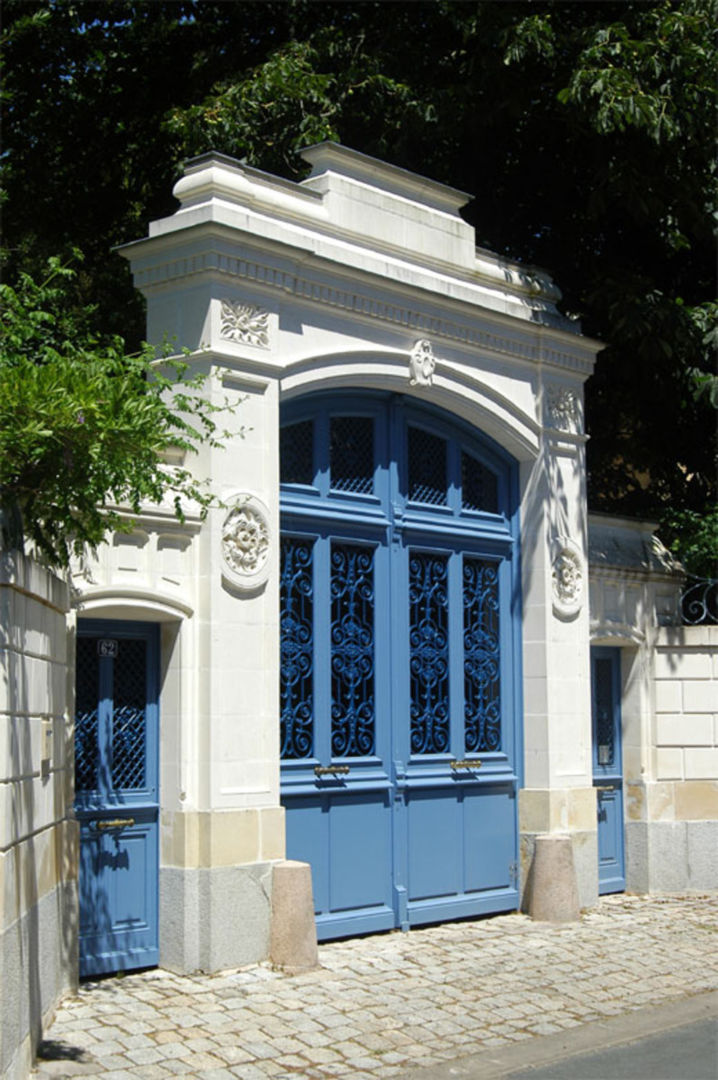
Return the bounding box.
[280,538,314,758]
[463,559,501,753]
[409,553,450,754]
[330,544,375,756]
[681,575,718,626]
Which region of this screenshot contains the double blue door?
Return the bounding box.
[591,647,625,894]
[280,395,521,939]
[74,620,159,976]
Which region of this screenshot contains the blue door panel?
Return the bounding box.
[407,791,461,901]
[329,794,392,912]
[78,819,159,975]
[281,394,522,936]
[463,786,515,893]
[597,788,624,892]
[591,647,625,895]
[75,621,159,976]
[284,796,329,914]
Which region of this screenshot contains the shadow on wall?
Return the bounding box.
[1,554,77,1078]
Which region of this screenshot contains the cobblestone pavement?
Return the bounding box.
[34,893,718,1080]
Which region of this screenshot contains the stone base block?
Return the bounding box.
[526,834,580,922]
[270,860,318,972]
[160,862,273,973]
[626,819,718,893]
[0,883,77,1080]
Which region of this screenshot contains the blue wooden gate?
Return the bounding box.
[74,620,159,975]
[591,646,625,894]
[280,394,521,939]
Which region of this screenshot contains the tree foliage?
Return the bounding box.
[0,258,237,568]
[2,0,715,567]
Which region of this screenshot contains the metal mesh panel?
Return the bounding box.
[463,559,501,752]
[594,657,615,766]
[280,537,315,758]
[111,638,147,791]
[281,420,314,485]
[409,552,450,754]
[75,636,99,792]
[330,416,374,494]
[408,427,447,505]
[462,452,499,514]
[330,543,375,756]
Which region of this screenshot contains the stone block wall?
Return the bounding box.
[638,625,718,891]
[654,626,718,783]
[0,552,77,1080]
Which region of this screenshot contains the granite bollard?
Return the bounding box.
[269,859,319,971]
[528,834,581,922]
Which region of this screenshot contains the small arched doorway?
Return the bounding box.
[280,392,522,938]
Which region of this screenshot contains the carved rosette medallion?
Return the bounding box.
[220,299,270,348]
[409,339,436,387]
[551,536,584,619]
[545,385,581,432]
[221,493,271,592]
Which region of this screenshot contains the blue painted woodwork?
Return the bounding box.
[75,620,159,975]
[591,647,626,894]
[280,394,522,939]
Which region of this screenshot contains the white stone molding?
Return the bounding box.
[551,536,585,619]
[220,299,270,348]
[409,339,436,386]
[131,254,597,376]
[221,493,271,592]
[545,385,581,432]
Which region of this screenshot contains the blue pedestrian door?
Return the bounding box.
[280,394,522,940]
[591,647,625,894]
[74,620,159,976]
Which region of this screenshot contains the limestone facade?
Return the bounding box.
[0,553,76,1080]
[588,514,718,892]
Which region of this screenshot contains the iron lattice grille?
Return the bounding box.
[594,657,615,766]
[330,543,376,756]
[462,452,499,514]
[75,636,99,792]
[111,638,147,791]
[330,416,374,494]
[280,537,315,758]
[409,552,450,754]
[281,420,314,485]
[408,427,447,505]
[463,559,501,752]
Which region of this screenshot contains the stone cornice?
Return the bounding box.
[126,241,600,377]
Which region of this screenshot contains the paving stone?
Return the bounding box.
[125,1047,167,1066]
[32,894,718,1080]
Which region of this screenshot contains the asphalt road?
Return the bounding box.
[507,1016,717,1079]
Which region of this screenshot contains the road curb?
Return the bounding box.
[393,989,718,1079]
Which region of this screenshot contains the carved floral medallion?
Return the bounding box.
[221,494,271,591]
[551,537,584,618]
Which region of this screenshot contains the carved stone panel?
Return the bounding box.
[220,299,270,348]
[409,339,436,387]
[545,385,581,432]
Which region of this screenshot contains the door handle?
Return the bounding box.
[314,765,350,777]
[451,759,482,770]
[94,818,136,830]
[595,785,614,792]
